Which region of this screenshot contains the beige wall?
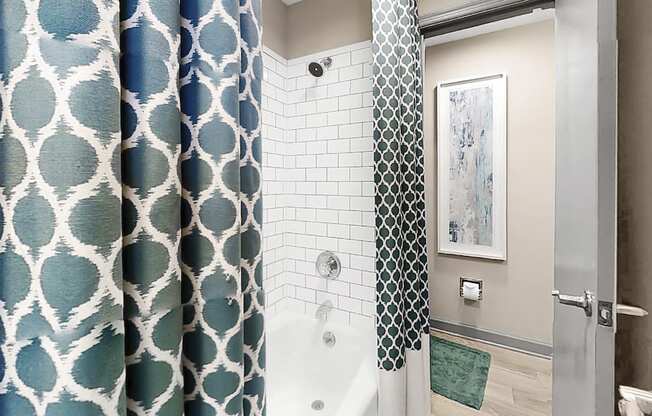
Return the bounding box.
[615,0,652,391]
[263,0,288,57]
[424,21,555,345]
[286,0,371,59]
[262,0,371,59]
[264,0,462,60]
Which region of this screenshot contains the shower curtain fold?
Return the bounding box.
[372,1,431,415]
[0,0,264,415]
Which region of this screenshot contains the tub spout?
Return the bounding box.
[316,300,334,322]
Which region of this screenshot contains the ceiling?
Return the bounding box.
[281,0,303,5]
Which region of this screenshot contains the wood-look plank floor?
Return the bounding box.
[431,330,552,416]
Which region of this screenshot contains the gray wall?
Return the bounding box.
[262,0,452,61]
[263,0,288,57]
[262,0,371,59]
[424,21,556,345]
[616,0,652,392]
[286,0,371,59]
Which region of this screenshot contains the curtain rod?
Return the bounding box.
[419,0,555,39]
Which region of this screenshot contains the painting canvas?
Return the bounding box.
[437,74,506,260]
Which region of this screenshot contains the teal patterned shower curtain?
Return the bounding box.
[0,0,264,415]
[372,0,430,415]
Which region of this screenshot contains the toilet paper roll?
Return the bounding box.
[462,282,481,301]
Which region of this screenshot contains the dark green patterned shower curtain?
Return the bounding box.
[372,0,430,415]
[0,0,264,414]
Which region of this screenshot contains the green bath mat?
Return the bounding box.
[430,336,491,410]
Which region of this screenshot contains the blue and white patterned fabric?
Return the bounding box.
[372,0,430,415]
[0,0,264,414]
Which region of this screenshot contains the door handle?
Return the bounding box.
[552,289,594,317]
[616,304,649,317]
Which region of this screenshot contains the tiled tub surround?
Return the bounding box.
[261,41,375,327]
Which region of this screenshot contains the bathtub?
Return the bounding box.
[266,312,378,416]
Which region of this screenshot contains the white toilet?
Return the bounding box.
[617,305,651,416]
[619,386,652,416]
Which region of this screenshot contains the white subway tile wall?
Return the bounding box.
[262,42,375,327]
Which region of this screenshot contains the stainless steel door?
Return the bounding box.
[553,0,618,415]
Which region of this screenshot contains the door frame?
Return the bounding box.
[420,1,619,414]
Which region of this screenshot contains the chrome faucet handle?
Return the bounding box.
[316,251,341,279]
[315,300,334,322]
[552,289,594,317]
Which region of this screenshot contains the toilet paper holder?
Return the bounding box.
[459,277,483,300]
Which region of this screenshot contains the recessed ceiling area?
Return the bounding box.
[281,0,303,5]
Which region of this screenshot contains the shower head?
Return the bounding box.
[308,62,324,77]
[308,57,333,78]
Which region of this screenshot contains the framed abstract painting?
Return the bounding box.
[436,73,507,260]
